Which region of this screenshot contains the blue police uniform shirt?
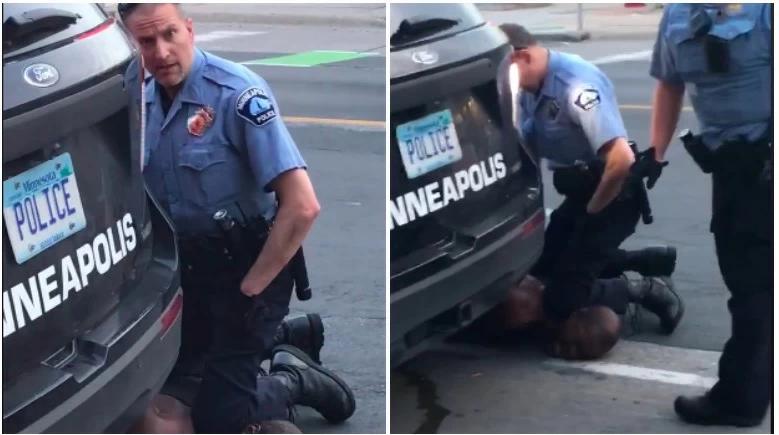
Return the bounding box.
[517,50,628,169]
[125,49,306,235]
[650,3,772,148]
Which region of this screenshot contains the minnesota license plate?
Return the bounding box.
[396,109,463,179]
[3,153,86,264]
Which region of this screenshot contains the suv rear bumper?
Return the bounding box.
[390,209,544,367]
[26,301,181,434]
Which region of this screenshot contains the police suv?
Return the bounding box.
[3,4,181,432]
[390,4,545,366]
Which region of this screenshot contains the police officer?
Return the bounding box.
[120,4,355,433]
[499,24,684,341]
[647,3,772,426]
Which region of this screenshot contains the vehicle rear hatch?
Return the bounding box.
[389,4,541,291]
[2,4,151,389]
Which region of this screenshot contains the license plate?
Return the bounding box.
[3,153,86,264]
[396,109,463,179]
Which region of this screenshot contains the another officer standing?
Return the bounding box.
[120,4,354,433]
[647,3,772,426]
[498,24,684,351]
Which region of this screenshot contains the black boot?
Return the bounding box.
[270,345,356,423]
[624,246,677,277]
[273,314,325,363]
[630,276,684,334]
[675,393,764,427]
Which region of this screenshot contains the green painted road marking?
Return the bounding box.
[242,50,378,68]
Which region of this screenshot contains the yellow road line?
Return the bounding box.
[284,107,690,128]
[621,104,694,112]
[284,115,385,129]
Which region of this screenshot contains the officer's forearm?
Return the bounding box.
[587,139,634,214]
[649,81,685,161]
[240,169,320,296]
[587,170,627,214]
[247,204,318,289]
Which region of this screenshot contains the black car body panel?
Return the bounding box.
[3,4,181,432]
[390,4,544,367]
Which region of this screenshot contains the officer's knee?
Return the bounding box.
[131,394,194,434]
[500,275,545,330]
[548,306,621,360]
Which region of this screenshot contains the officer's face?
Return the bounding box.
[125,4,195,92]
[512,48,543,91]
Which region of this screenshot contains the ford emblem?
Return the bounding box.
[411,50,439,65]
[23,64,59,88]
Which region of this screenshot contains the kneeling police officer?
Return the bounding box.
[120,3,354,432]
[647,3,772,426]
[499,24,684,347]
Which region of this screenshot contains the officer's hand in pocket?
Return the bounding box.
[240,272,268,297]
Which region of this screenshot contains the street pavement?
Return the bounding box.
[391,25,772,434]
[187,9,385,434]
[478,3,663,41]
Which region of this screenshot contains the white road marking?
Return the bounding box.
[195,30,266,43]
[591,49,653,65]
[547,360,718,388]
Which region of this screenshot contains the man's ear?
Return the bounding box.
[185,17,194,41]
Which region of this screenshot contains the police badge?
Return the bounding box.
[187,106,215,136]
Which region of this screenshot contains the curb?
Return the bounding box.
[534,30,591,42]
[102,4,385,29]
[186,11,385,28]
[532,30,658,43]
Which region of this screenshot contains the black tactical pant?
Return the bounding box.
[162,235,294,433]
[531,176,641,321]
[707,164,772,419]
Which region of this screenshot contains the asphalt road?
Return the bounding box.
[195,19,385,434]
[391,38,772,433]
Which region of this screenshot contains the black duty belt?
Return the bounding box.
[178,208,311,301]
[552,141,655,224]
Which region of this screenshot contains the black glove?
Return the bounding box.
[636,147,668,189]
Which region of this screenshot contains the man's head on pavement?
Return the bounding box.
[499,23,547,92]
[549,306,621,360]
[120,3,195,97]
[501,275,545,330]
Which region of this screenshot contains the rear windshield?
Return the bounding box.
[3,3,107,61]
[390,3,484,50]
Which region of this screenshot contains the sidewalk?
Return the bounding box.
[103,3,386,28]
[478,3,663,42]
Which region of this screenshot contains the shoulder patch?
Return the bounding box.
[573,88,601,111]
[236,87,277,127]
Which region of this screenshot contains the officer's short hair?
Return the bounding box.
[499,23,538,50]
[118,3,186,22]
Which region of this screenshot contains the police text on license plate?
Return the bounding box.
[3,153,87,264]
[396,109,463,179]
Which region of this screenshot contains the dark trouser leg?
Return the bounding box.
[191,267,295,433]
[530,199,577,280]
[541,196,640,320]
[708,172,772,419]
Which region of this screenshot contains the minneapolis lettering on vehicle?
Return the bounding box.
[390,153,507,230]
[12,178,79,241]
[2,214,138,338]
